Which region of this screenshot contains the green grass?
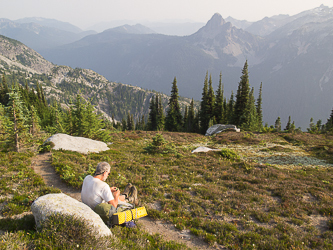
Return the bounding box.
[1,131,333,249]
[43,131,333,249]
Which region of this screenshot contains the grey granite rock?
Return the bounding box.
[31,193,112,237]
[205,124,240,136]
[44,133,110,154]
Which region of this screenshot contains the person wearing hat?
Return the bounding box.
[81,162,138,210]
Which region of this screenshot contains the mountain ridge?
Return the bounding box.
[0,35,195,124]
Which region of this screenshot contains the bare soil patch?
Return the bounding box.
[31,152,81,201]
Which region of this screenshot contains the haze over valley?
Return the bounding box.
[1,4,333,129]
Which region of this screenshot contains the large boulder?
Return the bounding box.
[31,193,112,237]
[44,133,110,154]
[205,124,240,136]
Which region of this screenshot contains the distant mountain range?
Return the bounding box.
[1,5,333,128]
[0,35,194,124]
[0,18,96,50]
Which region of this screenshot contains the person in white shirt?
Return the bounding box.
[81,162,138,210]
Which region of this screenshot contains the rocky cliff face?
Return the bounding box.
[0,35,53,74]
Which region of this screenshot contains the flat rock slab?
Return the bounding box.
[31,193,112,237]
[45,133,110,154]
[192,146,220,153]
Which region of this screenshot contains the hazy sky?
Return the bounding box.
[1,0,332,29]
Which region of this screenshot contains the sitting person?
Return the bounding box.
[81,162,138,223]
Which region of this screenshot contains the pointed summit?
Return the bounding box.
[205,13,226,30]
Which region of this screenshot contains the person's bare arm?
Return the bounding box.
[108,189,120,208]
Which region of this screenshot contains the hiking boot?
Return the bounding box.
[126,186,139,206]
[122,183,132,199]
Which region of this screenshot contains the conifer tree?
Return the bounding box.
[222,98,228,124]
[183,106,188,131]
[275,117,281,132]
[193,111,200,133]
[121,118,127,131]
[141,114,146,130]
[256,82,263,130]
[325,108,333,131]
[285,116,291,131]
[127,112,132,130]
[130,114,135,131]
[29,105,40,135]
[63,106,74,135]
[227,91,234,124]
[233,60,250,126]
[72,95,85,136]
[82,102,103,138]
[5,85,30,152]
[0,73,9,106]
[165,77,183,132]
[156,95,165,131]
[187,99,195,132]
[308,118,315,133]
[35,80,42,101]
[147,95,157,131]
[215,72,224,124]
[199,72,209,134]
[0,104,8,142]
[242,87,258,130]
[207,74,216,126]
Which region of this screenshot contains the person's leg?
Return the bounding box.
[127,186,139,205]
[119,194,126,202]
[121,183,132,199]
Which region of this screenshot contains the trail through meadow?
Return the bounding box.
[31,152,222,250]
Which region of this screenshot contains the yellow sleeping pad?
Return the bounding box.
[111,206,148,225]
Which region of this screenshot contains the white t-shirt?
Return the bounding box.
[81,175,114,209]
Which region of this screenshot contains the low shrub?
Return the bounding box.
[143,133,178,155]
[38,141,55,153]
[218,148,240,161]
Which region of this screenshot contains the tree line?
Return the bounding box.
[144,61,263,134]
[1,60,333,152]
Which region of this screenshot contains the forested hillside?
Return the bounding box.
[0,35,195,125]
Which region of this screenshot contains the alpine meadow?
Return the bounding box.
[1,4,333,250]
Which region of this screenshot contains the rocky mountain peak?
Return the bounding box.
[204,13,226,31]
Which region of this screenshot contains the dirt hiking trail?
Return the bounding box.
[31,153,224,250]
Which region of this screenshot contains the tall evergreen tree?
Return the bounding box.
[29,105,40,135]
[227,91,235,124]
[207,74,216,126]
[183,106,188,131]
[126,112,132,130]
[199,72,209,134]
[165,77,183,132]
[242,87,258,130]
[233,60,250,126]
[285,116,291,131]
[215,72,224,124]
[0,73,9,106]
[275,117,281,132]
[325,108,333,131]
[222,98,228,124]
[256,82,263,130]
[187,99,195,132]
[121,118,127,131]
[63,105,74,135]
[147,95,157,131]
[5,85,30,152]
[72,95,85,136]
[156,95,165,131]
